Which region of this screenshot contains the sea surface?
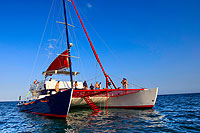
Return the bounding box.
[0,93,199,132]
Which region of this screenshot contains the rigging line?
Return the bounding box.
[75,39,99,80]
[40,28,65,74]
[41,29,65,79]
[71,0,117,89]
[71,0,109,81]
[67,2,99,63]
[49,0,56,41]
[66,5,80,70]
[74,1,102,62]
[27,0,55,91]
[69,1,104,82]
[95,61,98,82]
[67,3,86,81]
[66,13,100,80]
[74,1,133,89]
[56,28,65,53]
[67,8,79,54]
[128,82,145,89]
[79,39,102,81]
[39,1,57,74]
[56,0,66,54]
[56,30,65,65]
[86,74,102,82]
[57,0,64,34]
[74,1,121,64]
[109,74,145,89]
[56,24,65,52]
[67,28,81,74]
[54,0,63,47]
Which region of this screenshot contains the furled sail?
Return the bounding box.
[46,49,69,72]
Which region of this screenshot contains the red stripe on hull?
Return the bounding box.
[73,89,145,92]
[30,112,67,118]
[72,105,154,109]
[107,105,154,108]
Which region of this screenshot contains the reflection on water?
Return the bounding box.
[65,108,165,132]
[0,93,200,132]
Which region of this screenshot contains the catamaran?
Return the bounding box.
[18,0,158,118]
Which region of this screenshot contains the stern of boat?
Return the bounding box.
[107,88,158,108]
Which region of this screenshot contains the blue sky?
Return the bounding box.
[0,0,200,101]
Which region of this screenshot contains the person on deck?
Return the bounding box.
[90,84,94,90]
[49,78,52,81]
[98,82,101,89]
[108,82,112,89]
[34,80,37,84]
[74,81,78,90]
[83,81,88,90]
[121,78,128,89]
[55,81,60,93]
[95,82,99,89]
[124,79,128,89]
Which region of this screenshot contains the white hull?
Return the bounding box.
[71,88,158,108]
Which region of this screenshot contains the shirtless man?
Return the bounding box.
[121,78,128,89]
[95,82,99,89]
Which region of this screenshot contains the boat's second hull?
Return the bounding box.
[18,89,73,118]
[71,88,158,109]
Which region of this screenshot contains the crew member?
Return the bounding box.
[34,80,37,84]
[108,82,112,89]
[90,83,94,90]
[95,82,99,89]
[55,81,60,93]
[121,78,128,89]
[98,82,101,89]
[83,81,88,90]
[74,81,78,90]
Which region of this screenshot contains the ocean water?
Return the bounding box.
[0,93,199,132]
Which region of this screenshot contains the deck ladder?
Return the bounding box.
[83,97,102,113]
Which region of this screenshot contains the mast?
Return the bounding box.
[71,0,117,89]
[63,0,73,89]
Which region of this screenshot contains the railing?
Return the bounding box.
[72,89,146,98]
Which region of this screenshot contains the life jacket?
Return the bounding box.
[55,83,59,88]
